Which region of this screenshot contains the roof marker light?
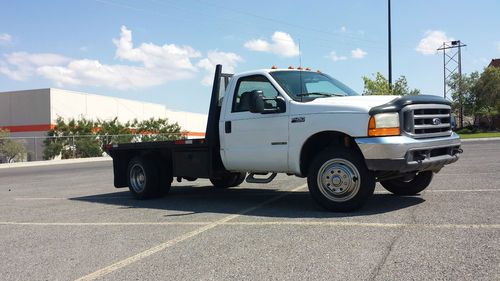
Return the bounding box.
[305,67,311,71]
[271,65,278,69]
[288,66,294,69]
[297,66,303,70]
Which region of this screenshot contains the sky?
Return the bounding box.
[0,0,499,114]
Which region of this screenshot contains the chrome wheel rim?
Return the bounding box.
[130,164,146,193]
[316,158,361,202]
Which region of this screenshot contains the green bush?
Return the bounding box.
[75,138,102,158]
[43,117,184,160]
[456,125,479,134]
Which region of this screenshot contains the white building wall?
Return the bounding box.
[49,88,207,132]
[0,89,51,126]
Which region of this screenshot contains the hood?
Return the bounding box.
[291,95,399,115]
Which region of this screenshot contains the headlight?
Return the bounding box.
[368,113,400,136]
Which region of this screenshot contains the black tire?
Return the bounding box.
[127,156,163,199]
[157,161,173,195]
[232,172,247,186]
[210,172,247,188]
[307,147,375,212]
[380,171,433,195]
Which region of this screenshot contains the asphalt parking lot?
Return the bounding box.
[0,140,499,281]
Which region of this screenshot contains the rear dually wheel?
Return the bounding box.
[127,156,166,199]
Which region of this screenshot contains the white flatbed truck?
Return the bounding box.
[104,65,462,211]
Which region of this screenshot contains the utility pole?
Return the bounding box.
[388,0,392,90]
[437,40,467,128]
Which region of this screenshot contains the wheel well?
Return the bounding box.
[299,131,362,176]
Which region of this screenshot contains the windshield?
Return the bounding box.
[270,71,359,101]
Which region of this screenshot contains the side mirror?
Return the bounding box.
[275,96,286,113]
[249,90,265,113]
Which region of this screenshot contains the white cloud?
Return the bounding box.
[340,26,347,32]
[112,26,200,71]
[351,48,367,59]
[0,52,70,80]
[0,26,205,89]
[244,31,299,57]
[197,51,243,86]
[0,33,12,43]
[416,30,454,55]
[327,51,347,62]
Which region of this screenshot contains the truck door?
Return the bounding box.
[221,75,289,172]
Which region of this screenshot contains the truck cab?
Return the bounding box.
[105,65,462,211]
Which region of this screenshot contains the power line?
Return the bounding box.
[96,0,413,52]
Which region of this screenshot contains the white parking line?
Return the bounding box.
[74,184,307,281]
[2,220,498,229]
[224,221,500,229]
[0,221,208,226]
[14,197,130,200]
[439,172,500,175]
[427,189,500,193]
[0,220,500,229]
[374,188,500,194]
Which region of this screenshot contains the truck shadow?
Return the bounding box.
[70,185,425,218]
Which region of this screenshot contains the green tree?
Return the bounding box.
[98,118,134,144]
[362,72,420,96]
[447,72,480,119]
[473,67,500,129]
[136,118,184,142]
[0,129,27,163]
[43,117,101,160]
[42,117,185,160]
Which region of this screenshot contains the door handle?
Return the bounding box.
[225,121,232,133]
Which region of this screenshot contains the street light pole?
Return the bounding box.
[388,0,392,90]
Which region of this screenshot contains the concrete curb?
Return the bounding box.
[0,156,112,169]
[461,137,500,142]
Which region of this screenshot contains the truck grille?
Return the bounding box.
[402,104,452,139]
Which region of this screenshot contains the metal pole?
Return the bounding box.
[457,40,463,128]
[388,0,392,90]
[33,136,37,161]
[442,43,446,99]
[437,40,467,127]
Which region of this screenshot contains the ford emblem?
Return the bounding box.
[432,118,441,125]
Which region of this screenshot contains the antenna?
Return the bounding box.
[298,39,302,69]
[298,39,303,102]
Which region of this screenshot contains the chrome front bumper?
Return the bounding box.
[355,133,462,172]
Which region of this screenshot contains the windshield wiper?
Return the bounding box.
[296,92,345,97]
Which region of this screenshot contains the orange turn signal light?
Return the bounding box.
[368,116,400,137]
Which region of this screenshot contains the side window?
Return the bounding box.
[232,75,278,113]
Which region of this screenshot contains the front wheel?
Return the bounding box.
[380,171,433,195]
[307,148,375,212]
